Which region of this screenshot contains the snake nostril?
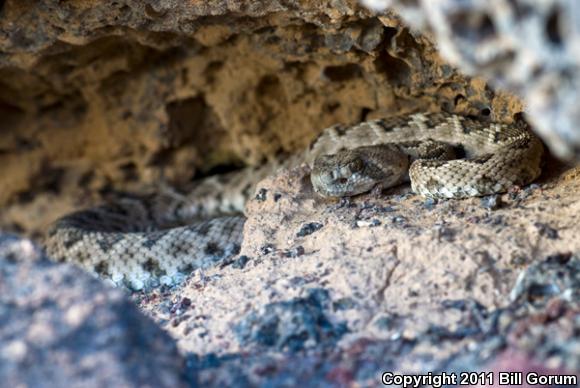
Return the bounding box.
[338,178,348,185]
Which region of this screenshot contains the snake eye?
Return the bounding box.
[349,158,364,172]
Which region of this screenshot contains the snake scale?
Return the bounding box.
[44,112,544,290]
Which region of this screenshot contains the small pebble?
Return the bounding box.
[355,219,381,228]
[391,216,407,224]
[332,297,357,311]
[545,252,572,264]
[521,183,541,198]
[534,222,559,239]
[510,255,529,266]
[374,316,396,331]
[435,226,456,242]
[284,246,305,258]
[423,198,438,210]
[480,194,502,210]
[232,255,251,269]
[255,188,268,201]
[260,244,276,254]
[170,298,192,315]
[296,222,324,237]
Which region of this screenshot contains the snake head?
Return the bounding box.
[310,145,409,198]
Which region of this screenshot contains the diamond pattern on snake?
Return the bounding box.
[44,112,544,290]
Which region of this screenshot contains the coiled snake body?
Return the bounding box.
[45,113,544,290]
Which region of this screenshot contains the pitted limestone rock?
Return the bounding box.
[363,0,580,161]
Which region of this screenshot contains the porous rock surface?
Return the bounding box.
[0,0,521,234]
[0,0,579,386]
[363,0,580,161]
[0,234,188,387]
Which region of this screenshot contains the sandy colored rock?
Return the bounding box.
[137,162,580,350]
[0,1,522,234]
[136,162,579,384]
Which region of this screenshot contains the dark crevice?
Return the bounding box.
[256,75,282,98]
[165,96,209,147]
[360,107,372,122]
[0,99,26,130]
[323,64,363,82]
[450,11,495,42]
[118,162,139,182]
[323,101,341,114]
[454,94,466,106]
[17,164,65,204]
[373,27,411,87]
[374,48,411,87]
[193,163,245,180]
[546,8,563,46]
[204,60,224,84]
[160,95,242,180]
[513,112,526,123]
[144,4,167,19]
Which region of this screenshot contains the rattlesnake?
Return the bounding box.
[44,112,544,290]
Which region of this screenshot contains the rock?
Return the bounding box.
[187,291,579,386]
[296,222,324,237]
[510,254,579,304]
[1,1,579,385]
[136,165,580,384]
[0,1,524,233]
[363,0,580,161]
[234,288,348,352]
[480,194,502,210]
[0,234,187,387]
